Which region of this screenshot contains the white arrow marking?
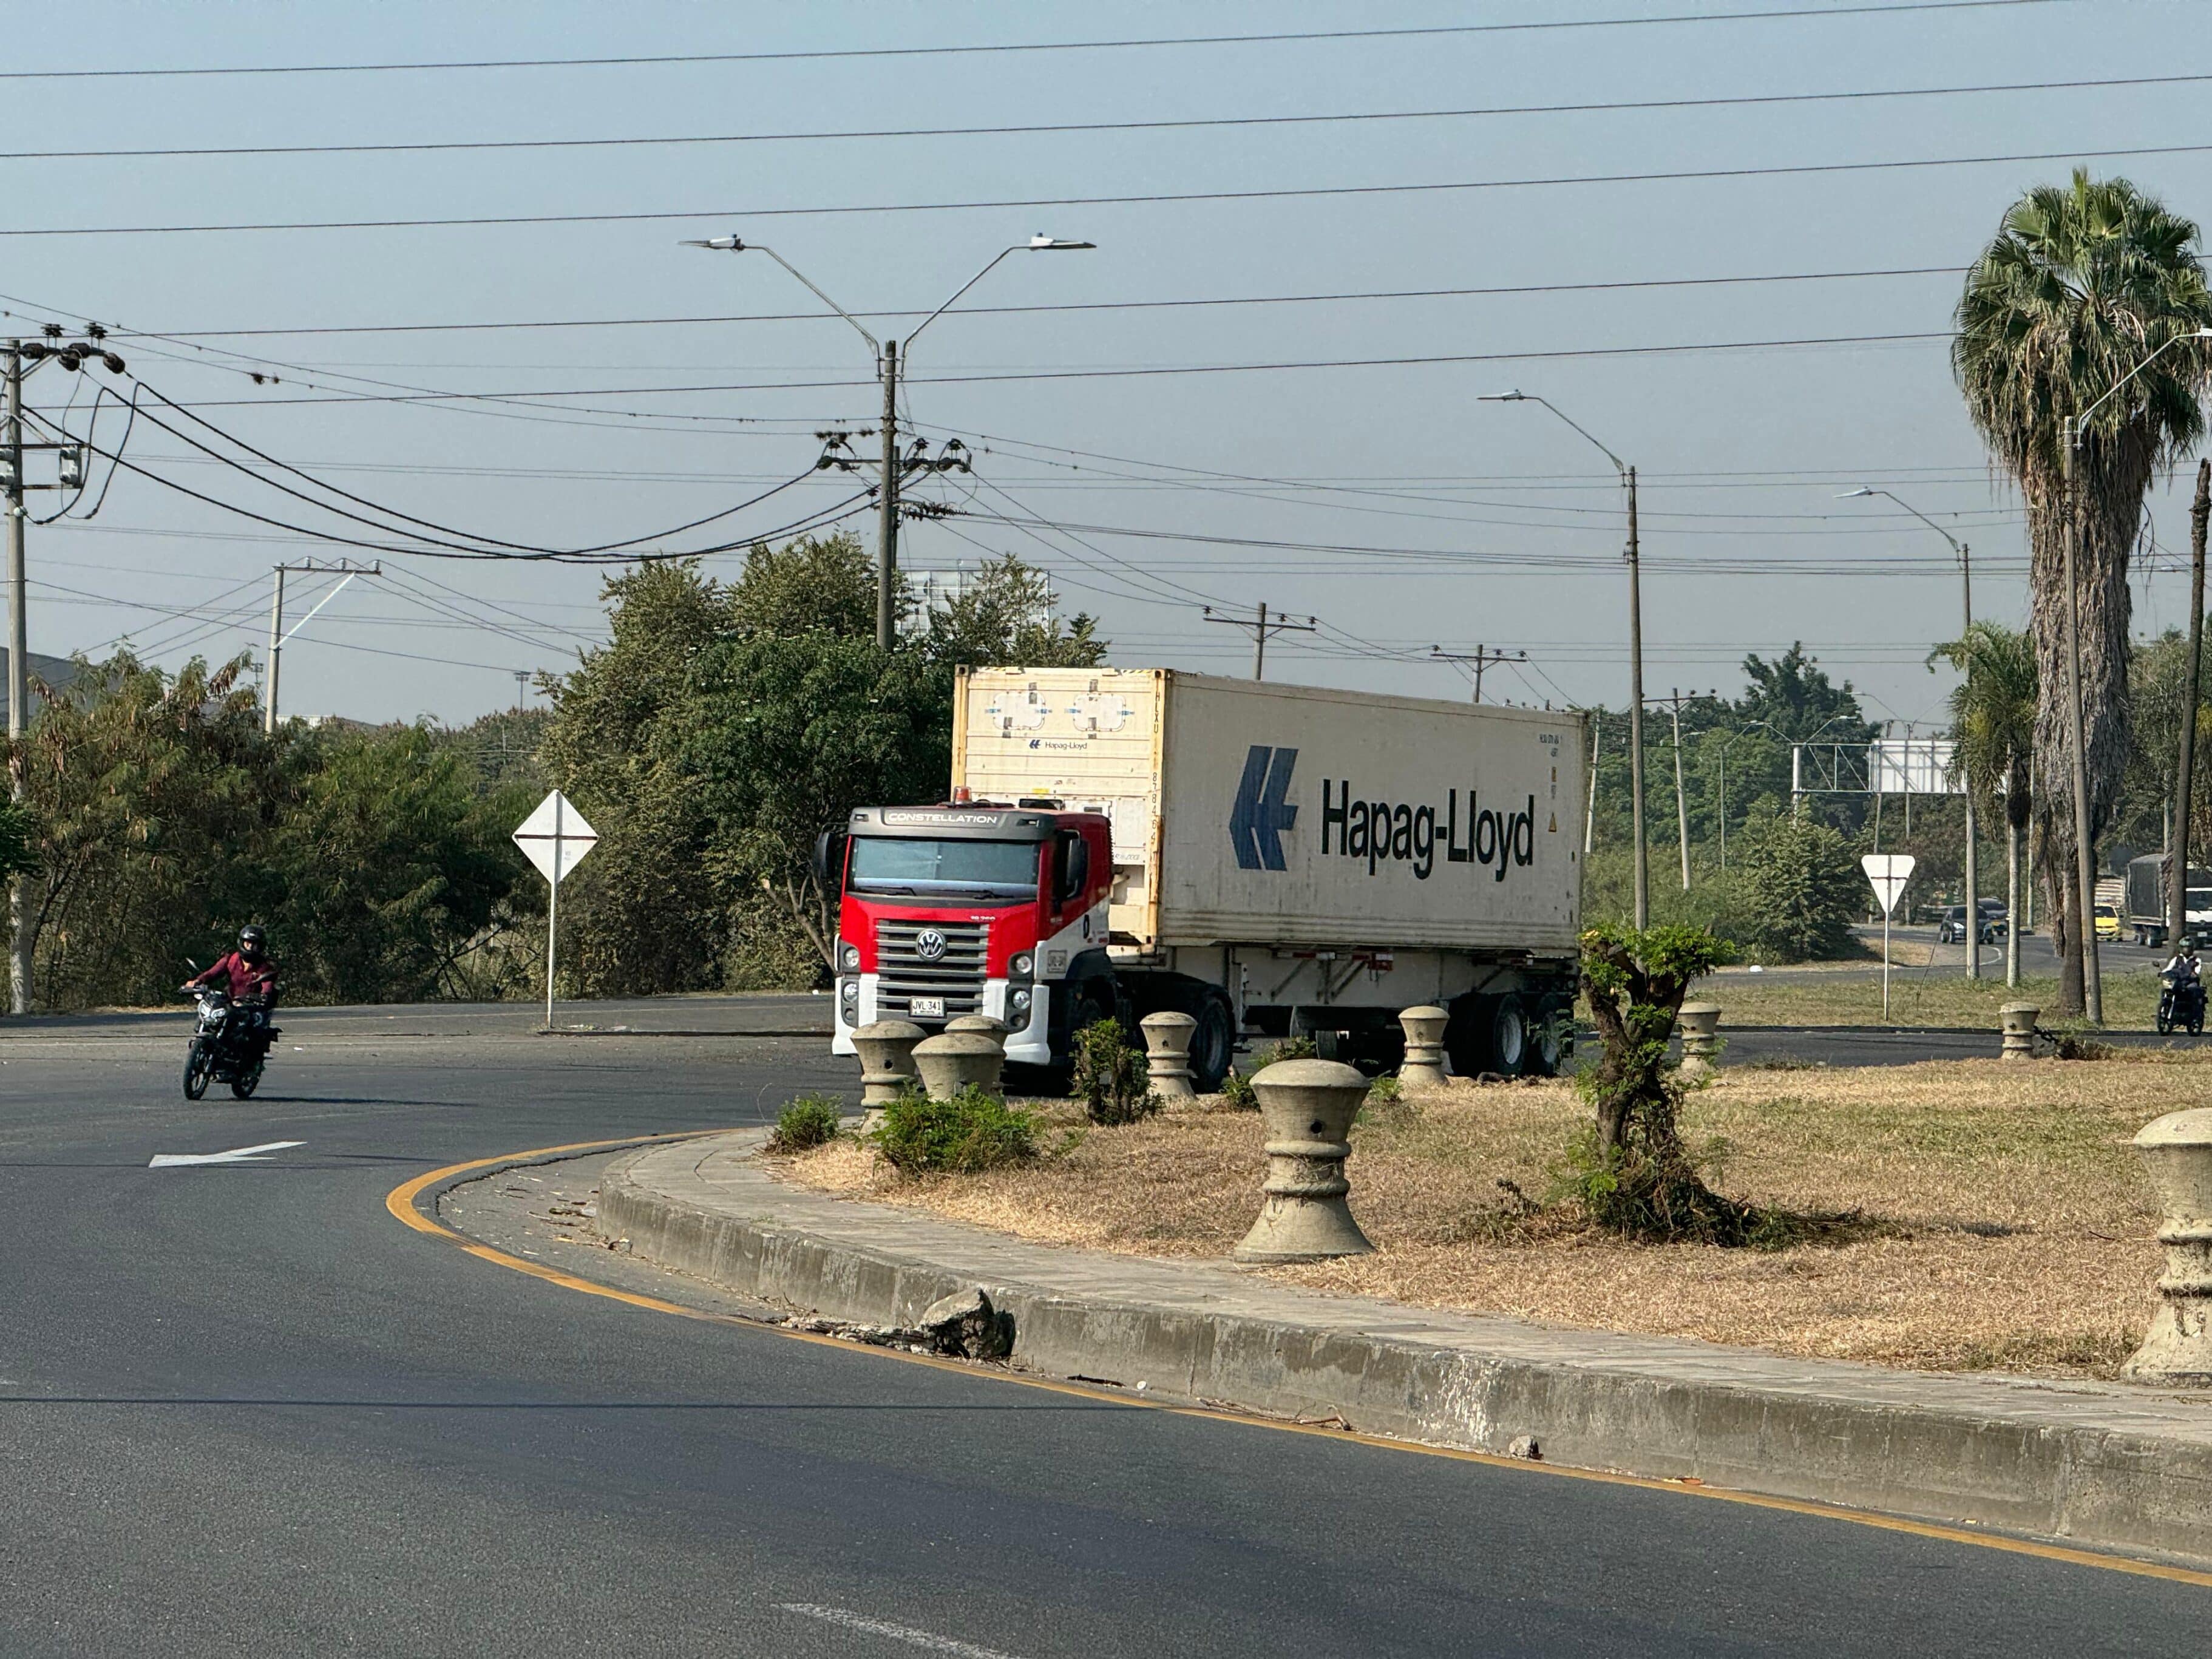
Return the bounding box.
[148,1140,304,1169]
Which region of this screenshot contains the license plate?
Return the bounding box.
[909,996,945,1019]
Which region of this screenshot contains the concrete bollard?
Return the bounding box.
[944,1014,1009,1041]
[1233,1058,1375,1263]
[851,1020,927,1107]
[1677,1002,1721,1083]
[2000,1003,2040,1062]
[1140,1011,1198,1101]
[2122,1108,2212,1385]
[1397,1005,1449,1089]
[911,1031,1005,1101]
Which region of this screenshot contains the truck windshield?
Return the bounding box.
[2191,889,2212,911]
[847,836,1040,898]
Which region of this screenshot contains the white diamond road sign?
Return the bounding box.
[513,789,597,886]
[1861,853,1916,918]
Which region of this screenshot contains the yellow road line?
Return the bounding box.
[390,1139,2212,1591]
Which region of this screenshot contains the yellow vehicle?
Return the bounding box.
[2095,902,2122,941]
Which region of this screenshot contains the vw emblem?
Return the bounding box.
[914,928,948,962]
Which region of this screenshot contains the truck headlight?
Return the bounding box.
[1011,951,1034,979]
[840,978,860,1005]
[839,942,861,972]
[1009,987,1032,1014]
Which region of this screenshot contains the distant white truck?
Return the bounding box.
[2125,853,2212,949]
[826,667,1588,1086]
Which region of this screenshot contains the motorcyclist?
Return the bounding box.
[184,926,280,1054]
[2163,944,2202,986]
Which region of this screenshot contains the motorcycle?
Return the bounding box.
[183,985,277,1099]
[2157,971,2207,1036]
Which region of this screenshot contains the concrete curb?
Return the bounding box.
[594,1130,2212,1564]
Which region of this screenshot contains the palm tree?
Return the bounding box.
[1932,623,2038,988]
[1955,170,2212,1013]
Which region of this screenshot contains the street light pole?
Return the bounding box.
[1841,486,1978,977]
[683,233,1094,653]
[1482,390,1647,927]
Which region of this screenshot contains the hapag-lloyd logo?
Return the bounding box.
[1229,745,1536,881]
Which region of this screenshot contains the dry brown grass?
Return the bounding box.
[780,1054,2200,1379]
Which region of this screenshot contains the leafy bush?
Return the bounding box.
[1367,1073,1403,1105]
[1217,1068,1258,1111]
[1071,1017,1160,1125]
[767,1094,843,1153]
[869,1085,1039,1174]
[1269,1034,1318,1064]
[1728,812,1862,962]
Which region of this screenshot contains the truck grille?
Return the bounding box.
[875,920,989,1020]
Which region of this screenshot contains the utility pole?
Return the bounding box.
[1203,602,1316,681]
[4,343,23,1017]
[2175,458,2210,951]
[1647,688,1713,892]
[265,558,381,733]
[878,339,899,650]
[1430,643,1527,704]
[2061,416,2103,1023]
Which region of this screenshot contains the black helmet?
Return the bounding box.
[239,925,266,958]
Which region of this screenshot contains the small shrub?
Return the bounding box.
[1367,1073,1403,1105]
[869,1085,1039,1175]
[1271,1034,1319,1064]
[1218,1067,1258,1111]
[1359,1072,1411,1125]
[2054,1033,2115,1061]
[1072,1017,1160,1125]
[767,1094,843,1153]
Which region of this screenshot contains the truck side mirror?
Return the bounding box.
[1057,834,1090,903]
[813,829,844,888]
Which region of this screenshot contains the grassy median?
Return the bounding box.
[1690,967,2164,1030]
[781,1051,2194,1379]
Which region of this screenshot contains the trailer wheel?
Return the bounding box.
[1187,994,1235,1093]
[1489,996,1531,1079]
[1529,1004,1567,1077]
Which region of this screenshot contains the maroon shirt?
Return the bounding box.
[191,950,278,1002]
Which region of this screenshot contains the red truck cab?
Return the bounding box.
[829,799,1116,1070]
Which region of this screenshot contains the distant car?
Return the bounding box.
[2095,902,2122,941]
[1936,903,2004,945]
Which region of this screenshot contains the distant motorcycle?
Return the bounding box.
[2158,971,2206,1037]
[182,985,277,1099]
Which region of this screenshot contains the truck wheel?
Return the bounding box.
[1529,1005,1567,1077]
[1489,996,1531,1079]
[1188,996,1235,1093]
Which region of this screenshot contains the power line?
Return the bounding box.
[5,133,2202,239]
[5,67,2177,163]
[98,265,1967,341]
[0,5,2066,81]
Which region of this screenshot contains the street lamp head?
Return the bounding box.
[1476,390,1527,402]
[1028,234,1095,250]
[679,234,745,251]
[1836,487,1876,500]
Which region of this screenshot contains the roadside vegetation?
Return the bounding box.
[1696,968,2162,1030]
[11,537,1099,1010]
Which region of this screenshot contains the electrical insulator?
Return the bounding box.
[59,446,84,489]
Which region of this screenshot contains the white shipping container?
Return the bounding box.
[954,668,1584,955]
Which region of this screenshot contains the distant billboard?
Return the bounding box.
[1869,738,1960,795]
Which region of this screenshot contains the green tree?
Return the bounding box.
[1932,622,2039,986]
[538,562,733,996]
[1729,812,1861,963]
[727,532,877,638]
[19,652,293,1008]
[270,724,535,1003]
[681,636,953,966]
[1955,168,2212,1011]
[924,555,1107,669]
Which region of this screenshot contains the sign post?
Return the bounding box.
[514,789,598,1031]
[1860,853,1917,1019]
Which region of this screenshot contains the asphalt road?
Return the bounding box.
[1,1007,2204,1656]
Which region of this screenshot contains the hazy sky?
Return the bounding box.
[5,0,2205,731]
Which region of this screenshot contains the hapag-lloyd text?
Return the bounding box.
[1320,780,1535,880]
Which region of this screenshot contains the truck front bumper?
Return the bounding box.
[830,974,1053,1067]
